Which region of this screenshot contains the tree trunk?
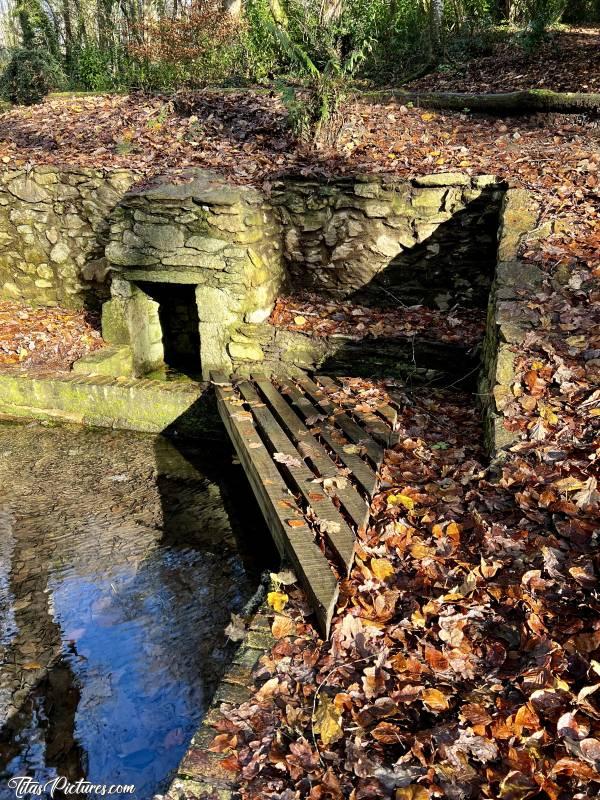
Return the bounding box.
[430,0,444,57]
[362,88,600,117]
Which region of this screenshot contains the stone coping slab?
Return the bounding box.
[0,370,221,437]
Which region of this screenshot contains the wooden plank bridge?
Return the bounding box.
[213,373,399,635]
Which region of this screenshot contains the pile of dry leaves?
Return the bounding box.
[0,301,102,373]
[269,295,486,348]
[214,357,599,799]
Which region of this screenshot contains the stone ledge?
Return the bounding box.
[0,371,221,437]
[163,604,276,800]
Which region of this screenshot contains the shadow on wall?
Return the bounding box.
[349,190,502,310]
[317,334,480,389]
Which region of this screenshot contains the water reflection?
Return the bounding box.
[0,422,270,799]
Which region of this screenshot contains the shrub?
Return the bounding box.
[69,45,115,91]
[1,47,63,105]
[270,0,373,144]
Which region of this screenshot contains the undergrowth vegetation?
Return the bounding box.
[1,0,597,101]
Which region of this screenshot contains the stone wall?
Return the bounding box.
[0,167,137,308]
[226,321,478,387]
[104,170,287,378]
[0,168,505,316]
[479,189,542,453]
[273,173,504,307]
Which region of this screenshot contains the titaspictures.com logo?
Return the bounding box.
[7,777,136,797]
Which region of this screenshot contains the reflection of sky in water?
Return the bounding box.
[0,422,267,799]
[48,545,246,797]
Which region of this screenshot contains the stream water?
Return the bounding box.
[0,421,271,799]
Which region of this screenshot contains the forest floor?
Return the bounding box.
[408,26,600,93]
[0,27,598,799]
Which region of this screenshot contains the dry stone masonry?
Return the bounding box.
[103,170,286,378]
[479,189,542,453]
[0,165,543,455]
[0,167,137,307]
[273,173,504,308]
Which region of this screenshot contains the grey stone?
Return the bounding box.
[49,243,71,264]
[7,176,51,204]
[414,172,470,187]
[133,224,185,251]
[186,236,227,253]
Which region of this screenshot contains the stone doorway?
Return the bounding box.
[137,282,201,377]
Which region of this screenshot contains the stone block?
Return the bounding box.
[186,236,227,253]
[49,242,71,264]
[228,341,264,361]
[133,223,186,251]
[372,234,402,258]
[412,187,447,210]
[414,172,470,187]
[102,298,130,344]
[106,242,160,267]
[7,176,51,204]
[72,345,133,377]
[498,190,540,262]
[495,344,516,386]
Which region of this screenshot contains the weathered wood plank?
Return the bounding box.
[214,378,338,636]
[253,375,369,532]
[294,374,385,467]
[275,379,378,498]
[237,380,356,572]
[315,376,395,447]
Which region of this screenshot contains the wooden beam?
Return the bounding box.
[275,378,378,498]
[295,374,385,467]
[237,380,356,573]
[213,376,338,636]
[253,374,369,532]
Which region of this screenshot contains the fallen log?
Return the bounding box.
[361,88,600,116]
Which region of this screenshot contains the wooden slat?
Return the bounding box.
[276,379,378,498]
[213,377,338,636]
[315,376,394,447]
[253,375,369,532]
[237,380,356,572]
[317,375,398,430]
[295,374,385,467]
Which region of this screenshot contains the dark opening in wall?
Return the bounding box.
[137,282,201,376]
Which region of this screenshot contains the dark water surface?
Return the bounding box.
[0,421,270,799]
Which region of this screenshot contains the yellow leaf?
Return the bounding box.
[23,662,43,670]
[267,591,288,612]
[539,403,559,425]
[553,477,585,492]
[387,493,415,510]
[272,615,295,639]
[371,557,395,581]
[421,112,435,121]
[421,687,450,712]
[411,608,426,628]
[313,695,343,746]
[396,786,429,800]
[410,542,435,559]
[589,408,600,417]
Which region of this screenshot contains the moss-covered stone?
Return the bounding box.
[0,372,216,435]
